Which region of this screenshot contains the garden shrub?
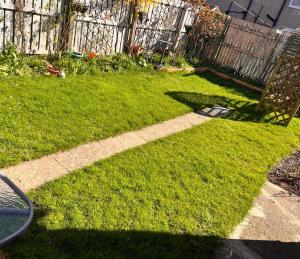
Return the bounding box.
[149,52,189,68]
[0,43,32,76]
[0,44,192,77]
[188,57,204,67]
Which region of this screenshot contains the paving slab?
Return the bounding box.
[213,181,300,259]
[3,156,69,192]
[54,131,147,172]
[1,112,210,192]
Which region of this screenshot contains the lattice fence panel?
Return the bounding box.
[134,0,184,52]
[258,58,300,125]
[257,28,300,126]
[72,0,130,54]
[71,0,189,54]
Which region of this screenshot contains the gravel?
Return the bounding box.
[268,150,300,196]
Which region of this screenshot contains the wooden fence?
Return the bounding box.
[190,17,290,83]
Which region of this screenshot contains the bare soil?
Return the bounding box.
[268,150,300,196]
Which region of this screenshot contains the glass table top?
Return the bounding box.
[0,173,33,247]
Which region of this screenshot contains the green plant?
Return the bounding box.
[52,53,149,74]
[110,53,137,71]
[136,56,148,67]
[0,43,32,76]
[26,56,46,73]
[0,44,153,77]
[149,53,189,68]
[171,55,188,68]
[188,57,204,67]
[55,57,94,75]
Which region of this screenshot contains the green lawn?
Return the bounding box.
[0,71,260,168]
[3,71,300,258]
[7,118,300,258]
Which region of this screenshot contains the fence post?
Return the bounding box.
[15,0,26,53]
[59,0,75,52]
[258,32,287,83]
[126,0,139,53]
[173,6,189,52]
[212,17,231,63]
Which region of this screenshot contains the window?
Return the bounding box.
[289,0,300,9]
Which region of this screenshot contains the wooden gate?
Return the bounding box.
[71,0,193,54]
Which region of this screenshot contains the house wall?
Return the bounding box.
[207,0,300,29]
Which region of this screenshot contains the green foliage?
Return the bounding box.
[188,57,204,67]
[55,57,97,75]
[0,44,193,77]
[0,43,32,76]
[172,55,188,68]
[50,53,150,74]
[0,44,152,77]
[95,53,139,72]
[150,53,189,68]
[150,52,161,64]
[136,56,148,67]
[26,56,47,73]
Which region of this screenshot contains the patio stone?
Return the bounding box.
[54,131,147,172]
[3,156,68,193]
[213,182,300,259]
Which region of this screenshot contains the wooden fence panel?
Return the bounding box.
[211,18,289,83]
[0,0,62,54]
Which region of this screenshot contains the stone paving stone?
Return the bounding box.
[54,132,147,171]
[181,112,211,125]
[2,156,68,192]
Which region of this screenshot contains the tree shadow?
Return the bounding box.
[166,91,276,123]
[4,209,300,259]
[183,72,262,101]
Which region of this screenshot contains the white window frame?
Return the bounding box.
[289,0,300,9]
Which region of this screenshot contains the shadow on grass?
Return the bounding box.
[4,210,300,259]
[183,72,261,101]
[182,72,300,121]
[166,91,276,123]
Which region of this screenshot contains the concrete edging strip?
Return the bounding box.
[2,112,211,192]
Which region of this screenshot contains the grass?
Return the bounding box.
[3,71,300,258]
[0,70,260,168]
[6,117,300,258]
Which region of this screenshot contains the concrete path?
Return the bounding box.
[2,112,210,192]
[213,181,300,259]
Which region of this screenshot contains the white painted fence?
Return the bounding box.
[0,0,193,54]
[0,0,62,54]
